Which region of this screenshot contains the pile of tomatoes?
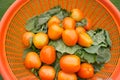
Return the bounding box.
[23,8,94,80]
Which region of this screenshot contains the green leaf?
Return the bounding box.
[76,18,87,27]
[83,52,96,63]
[96,47,111,63]
[78,77,86,80]
[55,11,64,20]
[87,30,96,37]
[29,37,33,48]
[75,49,86,62]
[56,52,63,59]
[75,49,84,58]
[92,29,106,45]
[23,48,33,59]
[33,24,48,33]
[49,39,82,54]
[52,59,60,80]
[47,6,61,16]
[92,63,104,73]
[37,14,51,25]
[31,45,40,54]
[25,16,38,31]
[55,8,70,20]
[75,49,96,63]
[30,68,39,78]
[61,9,70,18]
[83,45,100,54]
[104,30,112,47]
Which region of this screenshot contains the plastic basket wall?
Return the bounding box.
[1,0,120,80]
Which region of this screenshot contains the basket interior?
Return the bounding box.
[5,0,120,79]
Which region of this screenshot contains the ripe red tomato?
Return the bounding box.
[71,9,84,21]
[62,17,76,29]
[62,29,78,46]
[60,55,80,73]
[77,63,94,79]
[48,23,64,40]
[40,46,56,64]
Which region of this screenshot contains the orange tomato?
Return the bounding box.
[24,52,41,69]
[84,18,92,30]
[48,23,64,40]
[62,29,78,46]
[60,55,80,73]
[39,65,56,80]
[76,26,86,34]
[47,16,61,28]
[40,46,56,64]
[22,32,35,47]
[78,32,93,47]
[77,63,94,79]
[62,17,76,29]
[33,32,49,49]
[58,70,77,80]
[71,9,84,21]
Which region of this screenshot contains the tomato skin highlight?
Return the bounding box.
[60,55,80,73]
[58,70,77,80]
[62,17,76,29]
[39,65,56,80]
[71,9,84,21]
[47,16,61,28]
[24,52,41,69]
[62,29,78,46]
[77,63,94,79]
[40,46,56,64]
[48,23,64,40]
[78,32,93,47]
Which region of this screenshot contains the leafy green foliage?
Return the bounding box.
[49,39,82,54]
[96,47,111,63]
[76,18,87,27]
[88,29,112,47]
[25,6,70,33]
[92,63,104,73]
[30,68,40,79]
[52,58,60,80]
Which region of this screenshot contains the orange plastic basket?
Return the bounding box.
[0,0,120,80]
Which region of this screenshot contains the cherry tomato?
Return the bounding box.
[71,9,84,21]
[24,52,41,69]
[40,46,56,64]
[78,32,93,47]
[33,32,49,49]
[77,63,94,79]
[39,65,56,80]
[62,29,78,46]
[60,54,80,73]
[62,17,76,29]
[47,16,61,28]
[76,26,86,34]
[48,23,64,40]
[22,32,35,47]
[58,70,77,80]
